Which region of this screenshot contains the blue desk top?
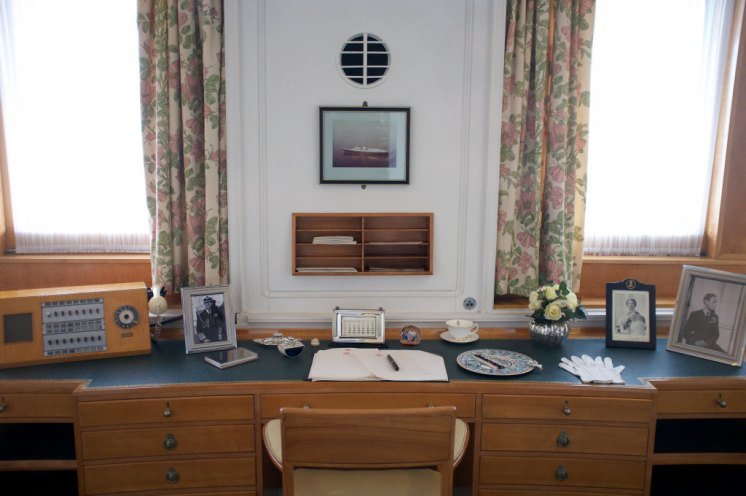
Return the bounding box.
[1,338,744,389]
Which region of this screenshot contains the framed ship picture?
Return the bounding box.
[320,106,410,184]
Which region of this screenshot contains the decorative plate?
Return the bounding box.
[456,349,541,377]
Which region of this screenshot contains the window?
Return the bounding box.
[584,0,738,256]
[338,33,390,88]
[0,0,149,254]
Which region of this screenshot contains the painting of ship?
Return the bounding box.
[342,145,390,157]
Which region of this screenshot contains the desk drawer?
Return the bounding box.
[480,455,646,490]
[482,395,651,423]
[261,393,476,418]
[479,489,628,496]
[78,395,254,427]
[656,389,746,415]
[82,424,254,460]
[480,490,632,496]
[0,393,73,418]
[481,423,648,456]
[84,456,255,494]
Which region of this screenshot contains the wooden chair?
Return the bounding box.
[263,406,469,496]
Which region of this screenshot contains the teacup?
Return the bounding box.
[446,319,479,340]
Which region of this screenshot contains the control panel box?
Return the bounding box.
[0,282,151,369]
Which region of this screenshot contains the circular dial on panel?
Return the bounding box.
[114,305,139,329]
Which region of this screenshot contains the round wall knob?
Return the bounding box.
[562,401,572,416]
[166,468,179,483]
[556,431,570,448]
[164,434,177,450]
[555,463,569,481]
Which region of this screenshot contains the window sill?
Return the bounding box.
[0,254,151,292]
[0,253,149,263]
[579,255,746,301]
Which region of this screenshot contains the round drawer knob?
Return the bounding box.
[164,434,177,450]
[302,403,310,409]
[163,403,172,417]
[717,395,727,408]
[0,401,6,413]
[556,431,570,448]
[166,468,179,483]
[555,463,569,481]
[562,401,572,416]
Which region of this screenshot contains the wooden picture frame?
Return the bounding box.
[320,106,410,184]
[606,278,656,349]
[181,285,236,354]
[667,265,746,367]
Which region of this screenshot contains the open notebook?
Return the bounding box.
[308,348,448,382]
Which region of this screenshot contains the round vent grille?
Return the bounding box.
[339,33,390,87]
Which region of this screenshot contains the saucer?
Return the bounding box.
[440,330,479,344]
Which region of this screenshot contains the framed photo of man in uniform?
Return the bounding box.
[667,266,746,367]
[181,285,237,354]
[606,278,656,349]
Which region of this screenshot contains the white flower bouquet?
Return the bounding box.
[528,281,587,325]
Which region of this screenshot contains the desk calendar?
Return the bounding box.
[332,307,386,345]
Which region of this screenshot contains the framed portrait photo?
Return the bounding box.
[667,265,746,367]
[320,106,409,184]
[181,285,237,354]
[606,279,656,349]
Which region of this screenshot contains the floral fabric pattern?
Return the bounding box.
[138,0,228,294]
[496,0,594,297]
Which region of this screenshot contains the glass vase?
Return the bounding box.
[529,319,570,347]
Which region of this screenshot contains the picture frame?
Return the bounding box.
[181,285,237,354]
[320,106,410,184]
[605,278,656,349]
[667,265,746,367]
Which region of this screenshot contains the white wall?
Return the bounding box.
[226,0,508,327]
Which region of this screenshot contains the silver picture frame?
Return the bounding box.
[181,285,237,354]
[667,266,746,367]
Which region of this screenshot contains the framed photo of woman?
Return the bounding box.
[606,279,656,349]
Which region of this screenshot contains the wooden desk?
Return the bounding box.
[1,338,745,495]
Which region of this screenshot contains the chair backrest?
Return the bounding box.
[279,406,457,496]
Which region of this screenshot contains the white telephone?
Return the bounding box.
[148,285,168,339]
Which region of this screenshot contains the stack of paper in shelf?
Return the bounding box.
[296,267,358,273]
[312,236,357,244]
[368,267,426,272]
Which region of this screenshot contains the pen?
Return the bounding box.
[474,353,505,369]
[387,354,400,371]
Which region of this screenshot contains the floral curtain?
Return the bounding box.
[496,0,595,297]
[138,0,228,295]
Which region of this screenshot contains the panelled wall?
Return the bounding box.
[1,1,746,326]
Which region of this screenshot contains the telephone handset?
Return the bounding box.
[148,285,169,340]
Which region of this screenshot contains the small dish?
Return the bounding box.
[440,330,479,344]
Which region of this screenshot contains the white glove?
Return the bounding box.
[559,355,625,384]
